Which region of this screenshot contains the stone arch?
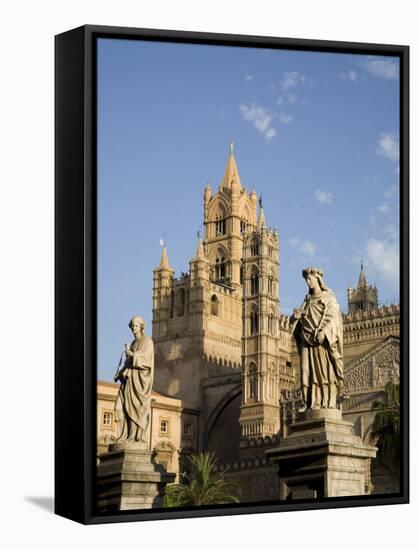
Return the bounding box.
[204,384,242,462]
[250,237,260,257]
[207,197,230,221]
[250,264,260,295]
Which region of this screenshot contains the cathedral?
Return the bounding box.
[97,145,400,499]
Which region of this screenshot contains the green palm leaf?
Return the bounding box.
[162,451,240,507]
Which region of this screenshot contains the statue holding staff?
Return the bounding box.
[114,316,154,447]
[290,268,344,411]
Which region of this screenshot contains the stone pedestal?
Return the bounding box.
[97,442,176,511]
[266,409,377,500]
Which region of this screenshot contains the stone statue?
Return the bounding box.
[290,267,344,411]
[114,316,154,448]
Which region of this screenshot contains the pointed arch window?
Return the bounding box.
[247,362,258,401]
[215,257,227,279]
[250,268,259,295]
[215,210,226,236]
[250,240,259,257]
[250,305,259,335]
[240,218,249,235]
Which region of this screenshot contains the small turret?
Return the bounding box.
[347,262,379,313]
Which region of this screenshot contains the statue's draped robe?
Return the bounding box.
[115,335,154,443]
[295,290,344,409]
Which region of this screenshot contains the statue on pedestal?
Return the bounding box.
[290,267,344,410]
[113,316,154,448]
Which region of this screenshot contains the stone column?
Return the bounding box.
[266,409,377,500]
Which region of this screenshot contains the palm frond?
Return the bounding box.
[162,451,240,507]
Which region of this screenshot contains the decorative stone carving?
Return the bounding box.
[344,337,400,394]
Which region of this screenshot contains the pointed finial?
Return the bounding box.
[229,140,234,154]
[361,259,364,271]
[259,194,263,208]
[197,228,201,239]
[159,243,171,269]
[196,236,205,259]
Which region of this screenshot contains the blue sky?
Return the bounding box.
[97,38,400,381]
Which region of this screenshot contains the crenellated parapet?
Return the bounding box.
[343,303,400,345]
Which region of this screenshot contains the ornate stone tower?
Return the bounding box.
[347,262,378,313]
[203,141,257,289]
[239,204,294,439]
[152,245,175,339]
[152,144,294,456]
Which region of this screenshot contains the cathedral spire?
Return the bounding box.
[258,196,266,230]
[196,233,205,259]
[357,260,368,287]
[159,244,171,269]
[219,141,242,190]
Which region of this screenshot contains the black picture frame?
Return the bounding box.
[55,24,409,525]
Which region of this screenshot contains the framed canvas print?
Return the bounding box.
[55,25,409,524]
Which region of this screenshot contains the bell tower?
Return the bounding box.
[347,262,378,313]
[239,203,284,438]
[203,142,257,289]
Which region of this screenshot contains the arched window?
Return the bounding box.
[250,269,259,295]
[250,305,259,335]
[247,362,258,401]
[250,239,259,257]
[215,210,226,236]
[215,257,227,279]
[240,218,248,235]
[177,288,185,317]
[211,295,219,316]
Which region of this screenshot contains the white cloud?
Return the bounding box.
[314,189,333,204]
[368,214,376,227]
[277,96,284,106]
[287,93,297,104]
[340,70,358,81]
[377,204,390,214]
[244,74,253,82]
[289,237,316,258]
[265,128,277,141]
[376,133,399,162]
[363,57,399,80]
[382,223,399,241]
[279,113,293,125]
[364,239,399,286]
[239,103,277,141]
[281,71,305,91]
